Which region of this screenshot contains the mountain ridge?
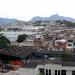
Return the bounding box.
[31,14,75,22]
[0,18,17,25]
[0,14,75,25]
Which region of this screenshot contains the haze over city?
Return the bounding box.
[0,0,75,21]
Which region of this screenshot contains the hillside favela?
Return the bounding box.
[0,14,75,75]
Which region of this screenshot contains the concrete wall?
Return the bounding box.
[66,70,72,75]
[19,68,34,75]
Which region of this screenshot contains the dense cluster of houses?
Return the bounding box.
[0,21,75,75]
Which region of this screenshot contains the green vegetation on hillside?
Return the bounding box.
[56,20,75,27]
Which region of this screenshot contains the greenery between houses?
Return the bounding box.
[0,34,10,48]
[61,52,71,61]
[17,34,27,43]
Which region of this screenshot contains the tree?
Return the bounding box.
[61,53,71,61]
[17,34,27,43]
[56,20,75,27]
[34,21,42,26]
[0,34,10,48]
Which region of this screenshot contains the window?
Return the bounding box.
[55,70,57,75]
[68,44,72,46]
[58,70,60,75]
[72,71,75,75]
[61,70,66,75]
[39,68,45,75]
[46,69,48,75]
[73,43,75,45]
[49,70,51,75]
[68,40,73,42]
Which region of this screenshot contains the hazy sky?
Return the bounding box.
[0,0,75,21]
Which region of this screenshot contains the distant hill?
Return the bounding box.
[0,14,75,26]
[5,20,30,26]
[0,18,16,25]
[0,18,30,26]
[31,14,75,22]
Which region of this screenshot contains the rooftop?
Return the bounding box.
[0,46,36,58]
[22,58,75,68]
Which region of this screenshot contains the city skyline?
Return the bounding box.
[0,0,75,21]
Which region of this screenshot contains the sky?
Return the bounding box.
[0,0,75,21]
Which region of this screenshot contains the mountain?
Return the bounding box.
[0,18,17,25]
[5,20,30,26]
[0,14,75,25]
[31,14,75,22]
